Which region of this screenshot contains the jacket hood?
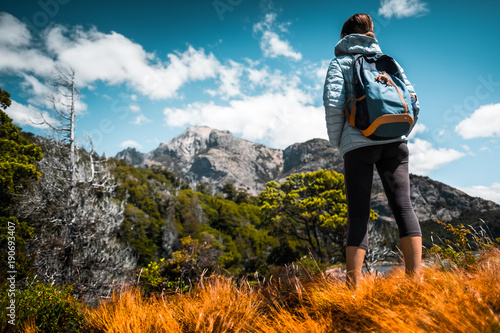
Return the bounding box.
[334,34,382,57]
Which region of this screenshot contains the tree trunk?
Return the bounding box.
[70,75,76,185]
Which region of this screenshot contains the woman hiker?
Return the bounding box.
[323,13,422,287]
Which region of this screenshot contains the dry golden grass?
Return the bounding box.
[19,319,38,333]
[85,249,500,333]
[85,287,182,332]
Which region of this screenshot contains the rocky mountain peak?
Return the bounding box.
[155,126,225,160]
[115,147,145,166]
[116,126,500,225]
[127,126,283,193]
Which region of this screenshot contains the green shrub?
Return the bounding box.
[427,219,499,269]
[0,217,35,283]
[138,234,222,295]
[0,280,87,332]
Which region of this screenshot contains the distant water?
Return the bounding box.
[327,260,440,279]
[365,263,402,275]
[326,263,402,279]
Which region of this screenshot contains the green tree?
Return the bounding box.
[0,89,43,214]
[196,182,212,196]
[139,234,222,295]
[112,159,178,266]
[172,189,273,275]
[222,182,236,201]
[234,188,250,204]
[0,88,43,282]
[222,182,250,204]
[259,169,376,263]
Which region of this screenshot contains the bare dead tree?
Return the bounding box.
[364,221,395,273]
[31,66,78,184]
[18,67,137,303]
[17,140,137,304]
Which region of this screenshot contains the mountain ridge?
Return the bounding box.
[116,126,500,225]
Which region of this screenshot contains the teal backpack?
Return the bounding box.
[345,54,417,140]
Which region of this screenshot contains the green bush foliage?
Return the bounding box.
[0,88,43,283]
[111,160,178,266]
[139,235,222,294]
[0,88,43,215]
[259,169,375,263]
[174,189,273,275]
[427,218,500,269]
[0,281,87,333]
[136,170,363,291]
[0,217,34,283]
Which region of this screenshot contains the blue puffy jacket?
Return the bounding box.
[323,34,419,157]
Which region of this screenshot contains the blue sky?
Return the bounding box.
[1,0,499,203]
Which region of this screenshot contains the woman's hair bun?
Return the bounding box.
[341,14,375,39]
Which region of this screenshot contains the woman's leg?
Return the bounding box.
[344,146,380,287]
[346,246,366,288]
[400,235,422,277]
[376,143,422,278]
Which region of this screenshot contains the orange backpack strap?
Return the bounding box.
[344,96,366,127]
[344,97,355,126]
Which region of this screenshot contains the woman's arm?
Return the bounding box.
[323,58,347,148]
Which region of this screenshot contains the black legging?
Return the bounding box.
[343,142,422,250]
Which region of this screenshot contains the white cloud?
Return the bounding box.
[0,13,222,101]
[309,60,331,82]
[44,25,221,99]
[0,14,55,76]
[163,87,327,148]
[20,74,51,102]
[459,183,500,204]
[206,60,243,100]
[253,13,302,61]
[141,46,220,99]
[19,72,88,115]
[129,105,141,112]
[120,140,143,149]
[0,12,31,47]
[218,61,243,98]
[378,0,429,19]
[5,100,58,129]
[247,67,270,85]
[411,123,426,135]
[0,12,304,110]
[260,31,302,61]
[407,122,426,139]
[455,103,500,139]
[0,46,55,77]
[253,67,301,93]
[164,59,324,148]
[294,60,331,94]
[408,138,466,175]
[209,61,304,101]
[130,114,151,125]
